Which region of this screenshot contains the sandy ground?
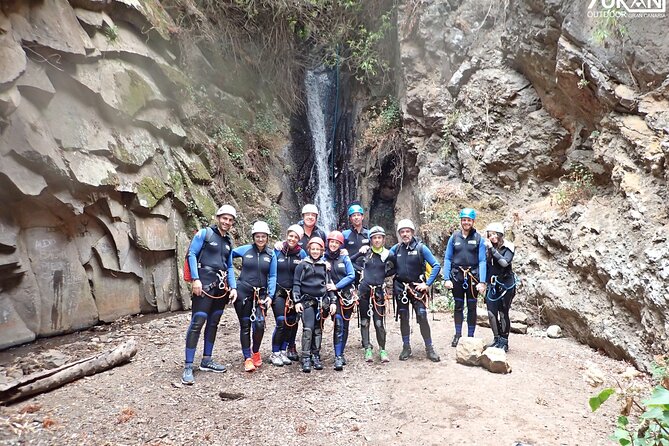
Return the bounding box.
[0,306,626,446]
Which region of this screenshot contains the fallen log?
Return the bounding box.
[0,339,138,405]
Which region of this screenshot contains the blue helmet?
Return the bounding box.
[347,204,364,216]
[459,208,476,220]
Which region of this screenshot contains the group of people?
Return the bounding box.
[180,202,516,385]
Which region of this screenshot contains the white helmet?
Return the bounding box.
[396,219,416,233]
[301,204,319,215]
[286,224,304,239]
[216,204,237,218]
[485,222,505,236]
[251,221,271,236]
[369,226,386,237]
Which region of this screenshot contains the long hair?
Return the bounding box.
[486,232,505,261]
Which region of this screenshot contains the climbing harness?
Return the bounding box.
[338,290,358,321]
[200,270,229,299]
[486,274,518,302]
[282,287,298,328]
[249,286,266,323]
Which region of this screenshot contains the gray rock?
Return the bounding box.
[87,254,142,322]
[0,86,20,118]
[479,348,512,374]
[0,153,48,196]
[546,325,562,339]
[455,337,486,366]
[62,151,118,187]
[0,32,26,89]
[130,216,176,251]
[15,59,56,107]
[0,297,36,350]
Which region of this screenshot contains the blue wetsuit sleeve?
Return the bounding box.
[342,229,351,240]
[443,235,454,280]
[299,249,307,259]
[187,229,207,281]
[422,245,441,286]
[335,256,355,290]
[478,239,487,283]
[228,246,246,289]
[389,244,397,255]
[268,252,277,299]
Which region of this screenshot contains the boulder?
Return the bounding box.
[583,365,606,387]
[0,86,20,117]
[62,151,119,187]
[0,29,26,89]
[510,322,528,334]
[546,325,562,338]
[0,297,36,349]
[0,153,48,196]
[479,348,512,374]
[15,59,56,107]
[455,337,486,366]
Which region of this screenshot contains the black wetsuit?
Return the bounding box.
[485,242,516,342]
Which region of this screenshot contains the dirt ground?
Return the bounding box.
[0,307,630,446]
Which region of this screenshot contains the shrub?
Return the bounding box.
[554,163,594,209]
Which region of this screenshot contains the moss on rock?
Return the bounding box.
[137,176,168,209]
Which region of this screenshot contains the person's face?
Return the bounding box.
[217,214,234,233]
[487,231,501,244]
[286,231,300,248]
[349,212,363,227]
[308,244,323,259]
[371,234,384,248]
[303,212,317,228]
[399,228,413,243]
[328,239,341,252]
[253,233,268,248]
[460,217,474,231]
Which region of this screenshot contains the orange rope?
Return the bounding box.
[283,288,298,327]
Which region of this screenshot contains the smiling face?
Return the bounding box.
[349,212,363,228]
[371,234,384,248]
[303,212,317,228]
[460,217,474,232]
[308,243,323,259]
[399,228,413,244]
[487,231,501,246]
[253,233,268,249]
[286,231,300,248]
[328,239,341,252]
[216,214,235,234]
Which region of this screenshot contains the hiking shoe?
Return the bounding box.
[487,337,500,349]
[399,344,412,361]
[244,358,256,372]
[287,346,299,361]
[270,352,284,367]
[451,335,461,347]
[181,365,194,385]
[251,352,262,368]
[199,359,227,373]
[301,356,312,373]
[279,350,292,365]
[334,356,344,371]
[312,354,323,370]
[364,348,373,362]
[379,350,390,363]
[426,345,441,362]
[341,354,347,365]
[498,337,509,352]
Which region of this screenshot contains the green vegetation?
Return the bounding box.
[369,97,401,135]
[137,176,168,208]
[554,162,595,209]
[103,24,120,43]
[590,356,669,445]
[592,8,628,44]
[170,0,397,109]
[440,110,461,158]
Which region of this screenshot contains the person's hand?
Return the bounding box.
[228,288,237,304]
[327,283,338,291]
[329,303,336,314]
[340,248,349,256]
[444,280,453,289]
[413,282,428,292]
[295,303,304,313]
[192,279,202,296]
[274,241,283,250]
[476,282,487,294]
[484,238,493,249]
[359,245,370,254]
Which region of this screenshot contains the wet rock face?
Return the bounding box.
[0,0,288,348]
[396,0,669,369]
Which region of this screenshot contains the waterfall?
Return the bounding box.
[305,70,336,232]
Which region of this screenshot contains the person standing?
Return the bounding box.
[297,204,327,249]
[483,222,517,352]
[229,221,277,372]
[270,224,307,366]
[351,226,396,363]
[442,208,487,347]
[342,203,370,271]
[293,237,336,373]
[390,219,442,362]
[181,205,238,385]
[324,230,356,371]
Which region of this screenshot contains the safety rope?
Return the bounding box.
[249,286,266,323]
[486,274,518,302]
[337,289,358,321]
[282,287,298,327]
[199,270,229,299]
[459,266,479,299]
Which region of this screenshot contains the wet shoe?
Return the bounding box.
[199,359,227,373]
[270,352,284,367]
[364,348,373,362]
[244,358,256,372]
[379,350,390,363]
[301,356,312,373]
[312,354,323,370]
[487,336,500,349]
[251,352,262,368]
[451,335,461,347]
[287,346,299,361]
[426,345,441,362]
[399,344,412,361]
[181,365,194,385]
[334,356,344,371]
[279,350,292,365]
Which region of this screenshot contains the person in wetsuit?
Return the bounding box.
[342,203,369,285]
